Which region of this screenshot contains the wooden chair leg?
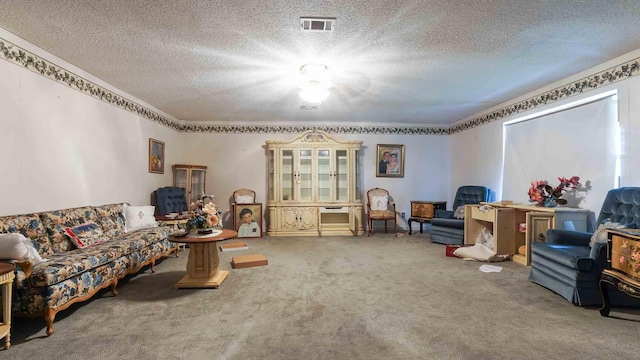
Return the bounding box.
[384,220,388,233]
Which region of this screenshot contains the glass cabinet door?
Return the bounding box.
[299,149,313,202]
[190,169,206,203]
[281,150,294,201]
[317,149,331,202]
[335,150,348,201]
[268,149,275,201]
[174,168,188,190]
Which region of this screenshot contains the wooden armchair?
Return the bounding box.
[366,188,396,236]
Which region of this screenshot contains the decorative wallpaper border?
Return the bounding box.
[0,37,180,131]
[2,35,639,135]
[180,124,449,135]
[450,57,640,134]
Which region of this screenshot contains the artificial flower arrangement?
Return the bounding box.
[528,176,580,207]
[188,195,221,233]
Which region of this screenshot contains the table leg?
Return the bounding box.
[419,221,424,234]
[1,279,12,349]
[174,242,228,289]
[599,279,611,317]
[408,219,413,235]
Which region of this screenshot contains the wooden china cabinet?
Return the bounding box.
[265,131,364,236]
[173,164,207,204]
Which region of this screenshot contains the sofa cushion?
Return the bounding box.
[25,227,171,287]
[41,207,101,254]
[430,218,465,230]
[531,242,594,271]
[0,213,54,256]
[94,203,126,238]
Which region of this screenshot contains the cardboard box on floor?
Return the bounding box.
[232,254,268,269]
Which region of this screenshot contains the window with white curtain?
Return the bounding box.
[502,91,620,214]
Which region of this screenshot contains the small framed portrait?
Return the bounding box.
[234,203,262,238]
[148,138,165,174]
[376,144,405,178]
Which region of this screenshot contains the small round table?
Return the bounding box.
[0,262,15,349]
[169,229,237,289]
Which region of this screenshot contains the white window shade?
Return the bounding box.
[502,94,619,214]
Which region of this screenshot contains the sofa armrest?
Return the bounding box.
[435,210,454,219]
[546,229,592,246]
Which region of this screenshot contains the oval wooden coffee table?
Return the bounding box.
[169,229,237,289]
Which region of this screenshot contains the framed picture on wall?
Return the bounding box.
[376,144,405,178]
[233,203,263,238]
[149,138,165,174]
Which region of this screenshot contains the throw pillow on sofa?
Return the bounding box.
[64,222,110,248]
[123,204,158,233]
[0,233,46,263]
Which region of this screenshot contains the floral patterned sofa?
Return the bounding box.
[0,203,178,336]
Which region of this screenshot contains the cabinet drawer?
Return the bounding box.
[471,206,495,222]
[611,235,640,281]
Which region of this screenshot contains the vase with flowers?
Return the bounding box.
[528,176,580,207]
[188,195,222,234]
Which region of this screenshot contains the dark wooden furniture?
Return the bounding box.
[599,229,640,316]
[169,229,237,289]
[408,201,446,235]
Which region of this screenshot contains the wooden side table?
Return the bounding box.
[408,201,446,235]
[0,263,15,350]
[599,229,640,316]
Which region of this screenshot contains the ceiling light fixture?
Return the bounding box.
[299,63,332,103]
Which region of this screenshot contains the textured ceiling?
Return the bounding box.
[1,0,640,126]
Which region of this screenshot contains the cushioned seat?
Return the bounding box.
[529,187,640,306]
[153,187,188,215]
[429,185,494,245]
[24,227,170,287]
[366,188,396,236]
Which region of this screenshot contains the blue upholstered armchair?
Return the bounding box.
[529,187,640,306]
[152,187,189,215]
[429,185,494,245]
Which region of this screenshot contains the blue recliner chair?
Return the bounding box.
[429,185,495,245]
[152,187,189,216]
[529,187,640,306]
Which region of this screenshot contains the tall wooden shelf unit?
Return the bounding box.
[266,131,364,236]
[173,164,207,204]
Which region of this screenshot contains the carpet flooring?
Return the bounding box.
[3,233,640,359]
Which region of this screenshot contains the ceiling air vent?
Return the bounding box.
[300,105,318,110]
[300,17,335,32]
